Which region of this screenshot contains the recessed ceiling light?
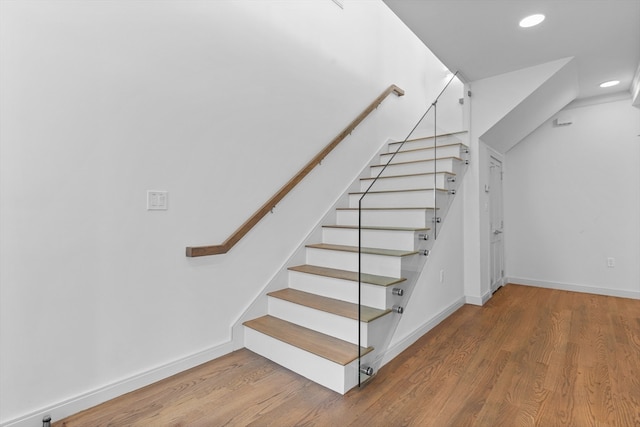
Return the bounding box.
[519,14,545,28]
[599,80,620,88]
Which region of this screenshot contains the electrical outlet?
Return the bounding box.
[607,257,615,268]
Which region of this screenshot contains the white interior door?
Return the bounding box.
[489,156,504,292]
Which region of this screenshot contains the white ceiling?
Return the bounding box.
[383,0,640,100]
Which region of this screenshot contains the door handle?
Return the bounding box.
[493,229,503,235]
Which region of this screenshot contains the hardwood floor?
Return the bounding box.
[55,285,640,426]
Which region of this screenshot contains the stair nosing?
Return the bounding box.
[305,243,417,257]
[288,264,406,287]
[322,225,430,232]
[335,207,439,211]
[370,156,463,168]
[388,131,468,145]
[360,171,455,182]
[381,142,466,156]
[267,288,391,323]
[349,188,448,196]
[243,315,373,365]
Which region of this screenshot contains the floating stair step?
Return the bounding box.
[321,224,430,251]
[323,225,430,232]
[268,288,390,322]
[387,131,468,153]
[306,243,417,257]
[349,188,448,209]
[267,289,393,347]
[360,171,454,192]
[370,157,462,177]
[335,207,436,228]
[244,315,374,393]
[380,143,467,164]
[287,264,406,310]
[288,264,406,287]
[380,139,469,156]
[305,243,417,277]
[243,315,372,366]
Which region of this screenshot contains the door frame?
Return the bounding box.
[488,155,505,293]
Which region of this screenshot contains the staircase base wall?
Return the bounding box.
[380,296,465,366]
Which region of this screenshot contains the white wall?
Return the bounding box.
[463,59,578,304]
[505,96,640,298]
[480,58,578,153]
[0,1,452,424]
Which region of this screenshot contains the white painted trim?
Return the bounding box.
[380,296,465,366]
[631,62,640,107]
[508,277,640,300]
[1,341,234,427]
[465,289,492,306]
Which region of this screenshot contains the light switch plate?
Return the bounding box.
[147,191,168,210]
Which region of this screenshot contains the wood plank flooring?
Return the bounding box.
[54,285,640,427]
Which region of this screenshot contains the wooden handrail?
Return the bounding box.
[186,84,404,257]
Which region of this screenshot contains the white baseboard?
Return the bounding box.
[1,341,235,427]
[381,296,465,366]
[508,277,640,300]
[465,289,492,306]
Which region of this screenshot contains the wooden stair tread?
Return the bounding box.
[336,207,438,211]
[243,315,372,366]
[288,264,406,287]
[323,225,430,232]
[381,142,467,155]
[350,187,448,195]
[370,156,463,167]
[268,288,390,322]
[306,243,417,257]
[388,130,468,145]
[361,171,455,182]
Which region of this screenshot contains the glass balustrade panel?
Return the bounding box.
[357,72,467,386]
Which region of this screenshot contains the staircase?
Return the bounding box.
[243,131,469,394]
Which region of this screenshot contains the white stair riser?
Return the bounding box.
[288,270,402,310]
[267,297,361,345]
[380,144,463,164]
[349,190,445,209]
[387,135,464,153]
[360,173,450,192]
[267,297,393,348]
[336,209,434,228]
[370,157,458,177]
[244,327,352,394]
[306,247,411,277]
[322,227,421,251]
